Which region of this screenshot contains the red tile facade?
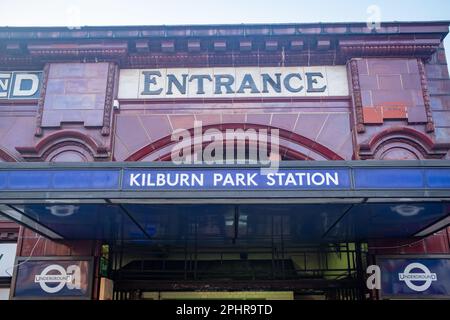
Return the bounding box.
[42,63,110,127]
[357,58,426,124]
[428,44,450,144]
[0,22,450,298]
[114,100,353,161]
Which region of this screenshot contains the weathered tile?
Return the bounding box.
[359,75,378,90]
[407,106,427,123]
[368,59,409,75]
[378,75,402,90]
[140,115,173,141]
[372,89,413,107]
[293,113,329,140]
[270,113,298,132]
[169,114,196,131]
[363,107,383,124]
[401,74,422,90]
[382,105,407,119]
[115,115,150,152]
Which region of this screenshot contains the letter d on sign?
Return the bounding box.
[12,73,40,98]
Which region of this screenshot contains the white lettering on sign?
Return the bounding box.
[399,263,437,292]
[118,66,349,99]
[0,71,42,99]
[12,73,40,97]
[266,172,339,186]
[127,171,340,188]
[129,173,205,187]
[34,264,81,294]
[0,73,10,98]
[213,173,259,187]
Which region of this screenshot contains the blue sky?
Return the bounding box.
[0,0,449,62]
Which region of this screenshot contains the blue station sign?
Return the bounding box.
[11,257,93,300]
[123,169,350,191]
[0,166,450,192]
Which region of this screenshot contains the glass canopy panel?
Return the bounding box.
[3,202,448,242]
[122,204,236,243]
[325,202,449,241]
[11,204,147,240]
[238,204,349,243]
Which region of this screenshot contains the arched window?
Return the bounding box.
[126,124,344,162]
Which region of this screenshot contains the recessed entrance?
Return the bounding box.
[110,240,368,301]
[2,161,450,300]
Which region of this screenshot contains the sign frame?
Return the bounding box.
[1,160,450,203]
[118,66,349,99]
[0,71,42,100]
[9,256,94,300]
[376,254,450,300]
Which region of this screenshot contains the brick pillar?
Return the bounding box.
[351,55,450,256]
[15,62,118,299]
[348,57,449,160]
[427,43,450,157]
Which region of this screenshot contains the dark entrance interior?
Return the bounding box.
[5,201,448,300]
[105,203,374,300]
[3,200,448,300]
[110,241,368,300]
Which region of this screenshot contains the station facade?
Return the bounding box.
[0,21,450,300]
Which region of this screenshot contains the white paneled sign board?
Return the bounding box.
[118,66,349,99]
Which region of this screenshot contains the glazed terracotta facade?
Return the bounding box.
[1,22,450,298]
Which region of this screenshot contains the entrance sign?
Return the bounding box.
[0,71,42,100]
[11,257,93,299]
[377,256,450,299]
[118,66,349,99]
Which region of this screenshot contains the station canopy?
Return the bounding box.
[0,161,449,244]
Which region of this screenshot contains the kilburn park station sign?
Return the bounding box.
[1,165,450,192]
[124,169,346,190]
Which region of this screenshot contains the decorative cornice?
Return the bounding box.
[126,51,341,68]
[417,58,435,132]
[339,38,442,58]
[0,55,35,68]
[0,22,447,67]
[349,59,365,133]
[26,42,128,63]
[0,22,448,40]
